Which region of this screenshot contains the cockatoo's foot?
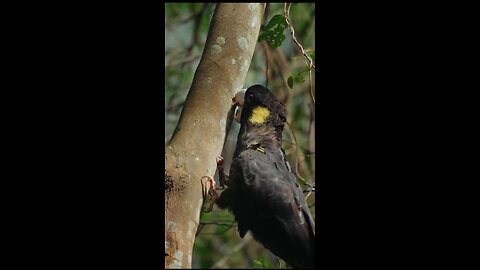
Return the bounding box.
[201,176,218,212]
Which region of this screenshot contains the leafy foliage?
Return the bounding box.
[258,15,288,48]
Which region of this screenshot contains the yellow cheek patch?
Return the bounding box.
[248,106,270,125]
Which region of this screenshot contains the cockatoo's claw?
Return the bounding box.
[201,176,218,212]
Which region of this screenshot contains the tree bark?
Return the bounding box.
[165,3,265,269]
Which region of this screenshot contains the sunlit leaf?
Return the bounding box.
[258,15,288,48]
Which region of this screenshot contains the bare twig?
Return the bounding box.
[195,223,205,237]
[305,187,313,200]
[308,102,315,183]
[198,225,235,236]
[308,67,315,104]
[283,3,314,70]
[304,184,315,200]
[303,186,315,193]
[200,221,235,226]
[165,54,200,68]
[284,3,315,104]
[285,120,313,188]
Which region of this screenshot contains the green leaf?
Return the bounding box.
[264,15,286,29]
[258,15,288,48]
[287,76,294,89]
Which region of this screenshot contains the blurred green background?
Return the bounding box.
[165,3,315,268]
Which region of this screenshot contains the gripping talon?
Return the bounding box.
[201,176,218,212]
[216,156,229,188]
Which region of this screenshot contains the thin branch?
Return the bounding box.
[280,143,316,157]
[303,186,315,193]
[283,3,314,70]
[200,221,235,226]
[308,101,315,182]
[197,225,235,236]
[284,3,315,104]
[165,54,200,68]
[309,68,315,103]
[304,184,315,200]
[285,120,312,188]
[195,223,205,237]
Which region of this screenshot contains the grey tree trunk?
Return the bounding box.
[165,3,265,268]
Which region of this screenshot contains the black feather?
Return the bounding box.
[216,85,315,269]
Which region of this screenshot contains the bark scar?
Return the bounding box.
[206,57,221,68]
